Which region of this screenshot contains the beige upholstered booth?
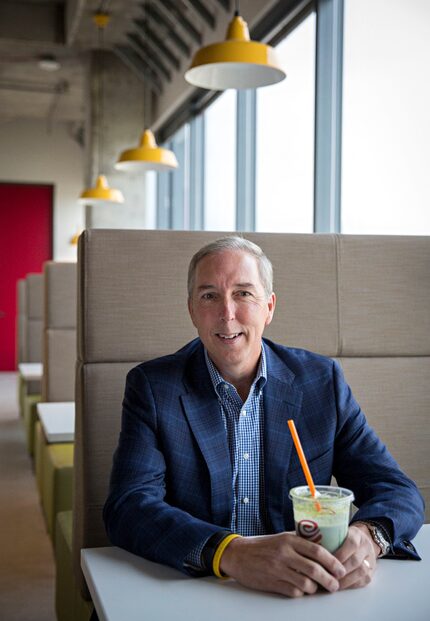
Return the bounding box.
[73,230,430,599]
[26,273,44,363]
[35,262,84,621]
[17,278,27,414]
[35,261,77,540]
[22,273,44,451]
[42,261,77,403]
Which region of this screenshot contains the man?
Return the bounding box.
[104,236,424,598]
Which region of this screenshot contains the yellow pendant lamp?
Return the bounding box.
[185,12,286,90]
[115,129,178,172]
[79,12,124,205]
[70,229,84,245]
[78,175,124,205]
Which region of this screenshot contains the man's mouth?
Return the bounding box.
[216,332,242,341]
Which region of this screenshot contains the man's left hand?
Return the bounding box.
[334,524,380,590]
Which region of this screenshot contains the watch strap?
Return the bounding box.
[201,531,232,574]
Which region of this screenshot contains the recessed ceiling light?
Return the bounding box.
[38,54,61,71]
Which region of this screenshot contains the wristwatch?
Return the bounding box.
[355,521,391,557]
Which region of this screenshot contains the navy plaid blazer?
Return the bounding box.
[103,338,424,573]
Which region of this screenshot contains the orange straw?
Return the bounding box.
[287,419,321,511]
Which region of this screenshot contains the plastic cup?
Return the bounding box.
[289,485,354,553]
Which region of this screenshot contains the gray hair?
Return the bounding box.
[187,236,273,299]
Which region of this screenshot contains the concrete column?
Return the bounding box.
[84,51,154,229]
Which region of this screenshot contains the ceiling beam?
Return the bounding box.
[185,0,215,29]
[114,45,163,94]
[159,0,202,44]
[127,33,172,82]
[134,20,180,70]
[145,4,191,57]
[65,0,87,45]
[0,1,64,43]
[215,0,231,11]
[0,79,68,95]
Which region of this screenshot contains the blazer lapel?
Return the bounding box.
[263,347,303,532]
[180,346,233,527]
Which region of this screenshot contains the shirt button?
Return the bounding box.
[241,410,247,417]
[242,497,249,504]
[243,452,249,460]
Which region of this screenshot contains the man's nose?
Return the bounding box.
[219,298,235,322]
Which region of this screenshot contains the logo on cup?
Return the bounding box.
[298,519,322,543]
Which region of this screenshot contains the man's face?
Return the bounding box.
[188,249,276,383]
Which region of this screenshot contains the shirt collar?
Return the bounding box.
[204,342,267,399]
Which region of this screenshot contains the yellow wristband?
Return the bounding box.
[212,533,241,579]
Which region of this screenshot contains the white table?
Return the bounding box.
[37,402,75,442]
[18,362,43,381]
[82,524,430,621]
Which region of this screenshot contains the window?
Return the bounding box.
[255,13,316,233]
[156,124,190,229]
[170,124,190,229]
[204,90,237,231]
[342,0,430,234]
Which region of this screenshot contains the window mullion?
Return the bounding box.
[190,115,205,230]
[236,89,256,232]
[314,0,344,233]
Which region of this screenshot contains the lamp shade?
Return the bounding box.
[115,130,178,172]
[185,14,286,90]
[78,174,124,204]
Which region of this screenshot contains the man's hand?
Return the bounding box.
[334,524,380,590]
[219,532,346,598]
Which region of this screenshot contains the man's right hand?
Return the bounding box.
[219,532,346,598]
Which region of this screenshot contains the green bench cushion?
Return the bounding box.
[55,511,93,621]
[23,394,41,455]
[18,374,25,418]
[34,421,44,497]
[42,443,74,544]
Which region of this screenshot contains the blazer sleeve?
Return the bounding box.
[331,360,425,559]
[103,366,227,574]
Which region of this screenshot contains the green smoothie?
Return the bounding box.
[289,485,354,553]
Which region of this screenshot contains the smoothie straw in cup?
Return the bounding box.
[287,419,321,511]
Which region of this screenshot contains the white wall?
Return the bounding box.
[0,118,84,260]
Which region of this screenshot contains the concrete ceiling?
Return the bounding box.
[0,0,232,126]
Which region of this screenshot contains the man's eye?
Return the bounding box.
[237,291,251,297]
[201,293,215,300]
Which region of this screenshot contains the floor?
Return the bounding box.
[0,372,57,621]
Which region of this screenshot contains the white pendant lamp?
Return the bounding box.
[79,12,124,205]
[185,10,286,91]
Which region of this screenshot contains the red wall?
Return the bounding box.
[0,183,53,371]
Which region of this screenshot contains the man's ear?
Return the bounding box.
[265,292,276,327]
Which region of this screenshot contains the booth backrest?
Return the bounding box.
[26,273,43,362]
[42,261,77,402]
[74,230,430,597]
[16,279,27,365]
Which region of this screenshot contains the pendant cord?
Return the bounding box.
[98,25,104,176]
